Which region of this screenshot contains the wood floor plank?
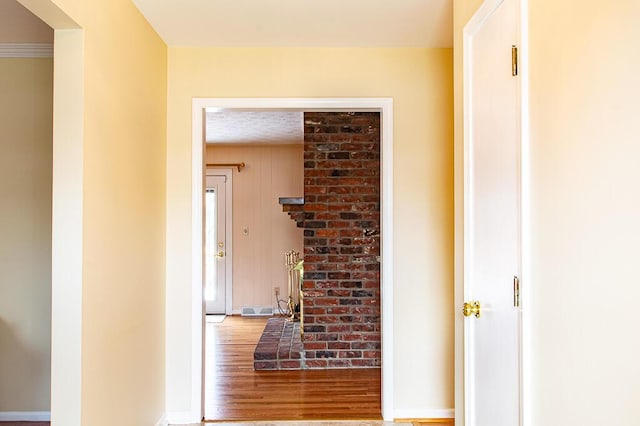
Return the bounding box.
[205,316,382,421]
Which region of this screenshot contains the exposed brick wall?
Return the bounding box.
[301,112,381,368]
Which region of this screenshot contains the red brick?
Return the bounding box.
[327,324,351,333]
[315,281,339,289]
[327,289,351,297]
[305,203,328,211]
[351,186,377,194]
[327,221,351,228]
[351,151,378,160]
[304,255,327,263]
[342,333,363,341]
[352,134,380,142]
[305,169,331,176]
[338,351,362,358]
[327,204,354,211]
[304,342,327,350]
[351,342,380,350]
[342,263,365,271]
[351,359,380,367]
[352,168,378,177]
[279,360,302,369]
[305,359,328,368]
[363,334,381,341]
[352,324,376,332]
[328,255,350,263]
[302,281,316,289]
[314,297,339,306]
[254,361,278,370]
[351,272,378,280]
[306,186,328,194]
[327,359,352,368]
[316,229,340,238]
[351,306,374,315]
[315,212,340,220]
[316,263,338,271]
[327,186,352,195]
[316,316,339,324]
[301,112,381,368]
[328,134,354,142]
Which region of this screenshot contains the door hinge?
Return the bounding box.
[513,275,520,307]
[512,45,518,76]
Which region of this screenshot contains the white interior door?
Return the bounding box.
[464,0,521,424]
[205,174,228,314]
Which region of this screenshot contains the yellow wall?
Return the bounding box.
[528,0,640,423]
[206,144,304,312]
[0,57,53,413]
[18,0,168,424]
[167,47,454,415]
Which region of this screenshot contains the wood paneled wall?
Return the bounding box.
[206,144,303,312]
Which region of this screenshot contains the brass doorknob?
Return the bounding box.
[216,251,225,258]
[462,301,481,318]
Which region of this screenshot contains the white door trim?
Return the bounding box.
[458,0,530,425]
[205,168,234,315]
[191,97,394,421]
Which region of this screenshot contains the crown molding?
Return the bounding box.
[0,43,53,58]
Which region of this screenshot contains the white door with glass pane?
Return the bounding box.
[205,173,229,314]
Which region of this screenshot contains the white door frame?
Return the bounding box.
[457,0,530,425]
[15,1,84,422]
[204,168,233,314]
[191,97,394,420]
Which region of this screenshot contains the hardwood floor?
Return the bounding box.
[205,316,382,421]
[1,316,453,426]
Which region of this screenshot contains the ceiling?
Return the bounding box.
[206,111,303,144]
[2,1,453,144]
[132,1,453,144]
[131,0,453,48]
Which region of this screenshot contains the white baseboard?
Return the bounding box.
[0,411,51,421]
[394,408,455,420]
[231,308,279,316]
[155,412,168,426]
[166,411,199,424]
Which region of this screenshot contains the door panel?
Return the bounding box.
[205,175,227,314]
[464,0,521,424]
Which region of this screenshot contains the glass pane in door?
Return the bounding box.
[205,188,217,303]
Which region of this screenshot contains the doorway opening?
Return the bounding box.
[191,98,395,421]
[0,1,54,422]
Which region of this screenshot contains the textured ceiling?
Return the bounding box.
[131,0,452,48]
[206,111,303,145]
